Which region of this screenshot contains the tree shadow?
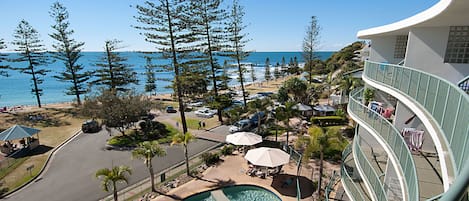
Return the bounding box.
[193,175,236,188]
[9,145,53,158]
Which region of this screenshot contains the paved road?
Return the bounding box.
[5,122,227,201]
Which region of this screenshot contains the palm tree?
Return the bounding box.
[95,165,132,201]
[247,98,272,134]
[171,132,196,176]
[275,101,299,145]
[132,141,166,192]
[303,126,347,198]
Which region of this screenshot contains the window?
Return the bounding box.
[394,35,408,59]
[444,26,469,63]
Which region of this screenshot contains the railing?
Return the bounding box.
[458,75,469,94]
[348,88,419,201]
[364,61,469,173]
[354,135,388,201]
[340,144,367,201]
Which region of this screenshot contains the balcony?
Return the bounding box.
[347,88,419,201]
[341,144,370,201]
[364,61,469,179]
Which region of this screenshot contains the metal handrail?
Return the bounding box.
[364,61,469,174]
[353,135,388,201]
[348,88,419,201]
[340,144,367,201]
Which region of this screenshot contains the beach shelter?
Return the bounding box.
[244,147,290,168]
[293,103,312,111]
[226,132,262,146]
[313,104,336,116]
[293,103,313,117]
[0,125,40,141]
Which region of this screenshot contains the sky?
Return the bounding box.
[0,0,439,52]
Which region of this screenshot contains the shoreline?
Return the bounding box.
[1,76,292,114]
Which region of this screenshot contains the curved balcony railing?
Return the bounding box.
[353,135,388,201]
[341,145,367,201]
[348,88,418,201]
[364,61,469,173]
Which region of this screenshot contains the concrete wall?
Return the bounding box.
[370,36,403,64]
[405,27,469,84]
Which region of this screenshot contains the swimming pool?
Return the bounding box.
[183,185,282,201]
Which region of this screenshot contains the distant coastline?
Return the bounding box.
[0,51,334,107]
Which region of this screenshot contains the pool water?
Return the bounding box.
[184,185,281,201]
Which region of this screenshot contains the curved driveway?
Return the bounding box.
[5,124,222,201]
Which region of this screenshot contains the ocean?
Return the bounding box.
[0,51,333,107]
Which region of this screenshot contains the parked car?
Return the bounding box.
[166,106,177,113]
[257,91,274,97]
[229,119,253,133]
[188,101,204,107]
[250,111,267,125]
[194,108,216,118]
[82,119,101,133]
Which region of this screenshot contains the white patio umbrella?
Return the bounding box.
[226,132,262,146]
[244,147,290,168]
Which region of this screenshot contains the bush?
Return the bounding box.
[220,145,234,156]
[107,135,135,147]
[311,116,347,126]
[200,152,220,166]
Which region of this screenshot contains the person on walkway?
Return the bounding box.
[176,121,179,128]
[202,121,206,130]
[198,121,202,130]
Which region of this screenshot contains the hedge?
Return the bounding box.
[310,116,347,126]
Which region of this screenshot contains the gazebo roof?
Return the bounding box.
[0,125,40,141]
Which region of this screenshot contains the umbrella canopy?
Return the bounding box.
[0,125,40,141]
[244,147,290,168]
[226,132,262,146]
[293,103,312,111]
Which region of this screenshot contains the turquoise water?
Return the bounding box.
[0,51,333,106]
[183,185,282,201]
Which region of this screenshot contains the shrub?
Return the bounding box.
[107,135,135,147]
[220,145,234,156]
[310,116,347,126]
[200,152,220,166]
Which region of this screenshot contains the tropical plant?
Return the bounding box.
[247,98,272,134]
[363,88,375,105]
[275,101,299,144]
[95,165,132,201]
[283,77,309,104]
[225,0,250,106]
[49,2,91,105]
[132,140,166,192]
[11,20,50,108]
[302,16,320,84]
[296,126,348,197]
[171,132,196,176]
[93,39,138,93]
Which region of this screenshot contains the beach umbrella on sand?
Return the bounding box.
[226,132,262,146]
[244,147,290,168]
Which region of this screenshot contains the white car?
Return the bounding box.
[188,101,204,107]
[194,108,216,118]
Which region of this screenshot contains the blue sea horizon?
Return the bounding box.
[0,51,333,107]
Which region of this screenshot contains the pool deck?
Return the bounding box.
[152,152,340,201]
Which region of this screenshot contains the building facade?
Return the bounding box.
[341,0,469,200]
